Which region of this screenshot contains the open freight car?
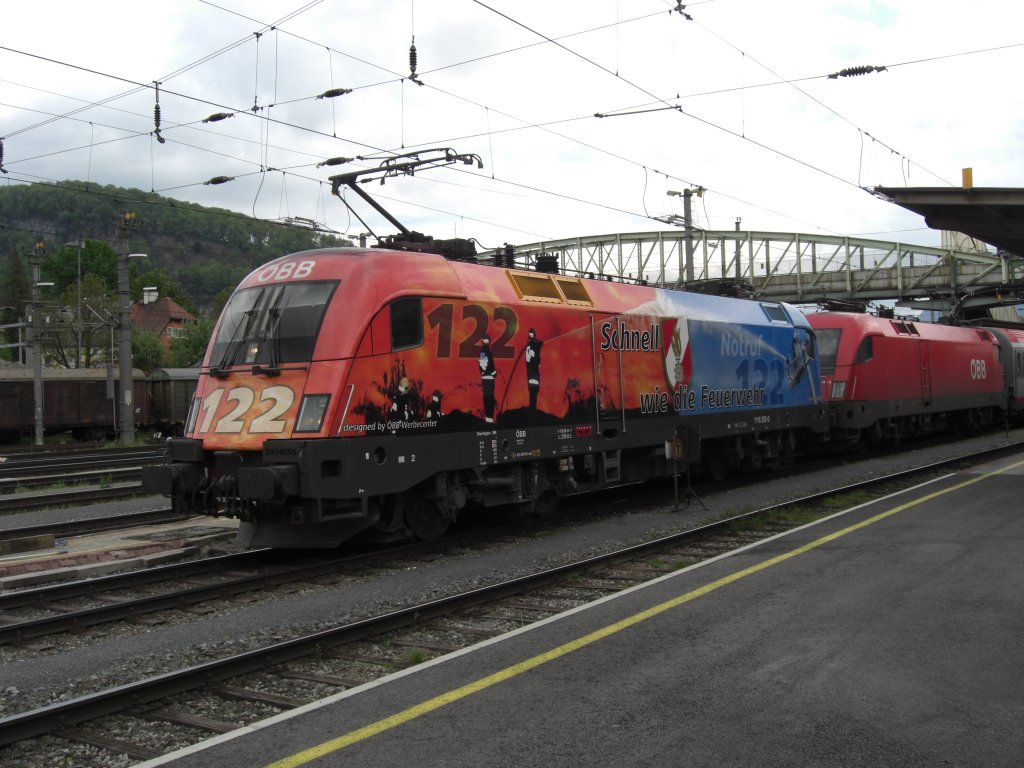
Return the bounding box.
[0,366,148,443]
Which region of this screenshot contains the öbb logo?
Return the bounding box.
[970,359,987,380]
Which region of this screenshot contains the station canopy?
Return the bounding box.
[873,186,1024,258]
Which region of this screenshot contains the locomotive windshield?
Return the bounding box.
[814,328,841,374]
[210,281,337,369]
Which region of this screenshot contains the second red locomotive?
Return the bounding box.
[806,312,1006,442]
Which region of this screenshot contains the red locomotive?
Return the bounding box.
[143,245,828,548]
[806,312,1006,442]
[978,326,1024,420]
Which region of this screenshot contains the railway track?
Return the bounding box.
[1,440,1019,764]
[0,498,669,649]
[0,507,187,546]
[0,445,164,512]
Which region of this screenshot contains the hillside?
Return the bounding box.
[0,181,351,311]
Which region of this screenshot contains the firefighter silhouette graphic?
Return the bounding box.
[390,377,412,422]
[525,328,543,411]
[478,336,497,423]
[426,389,444,419]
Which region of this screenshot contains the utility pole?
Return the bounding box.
[667,187,703,284]
[63,239,85,368]
[682,189,695,284]
[115,213,141,446]
[735,217,742,280]
[29,241,46,446]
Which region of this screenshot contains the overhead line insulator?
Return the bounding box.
[827,65,888,79]
[408,37,423,85]
[317,157,354,168]
[316,88,352,99]
[153,82,165,144]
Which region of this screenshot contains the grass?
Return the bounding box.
[403,648,429,666]
[15,480,66,494]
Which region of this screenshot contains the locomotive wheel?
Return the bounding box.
[404,494,451,541]
[703,445,729,482]
[531,490,560,518]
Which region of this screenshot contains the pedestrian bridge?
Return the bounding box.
[481,231,1023,305]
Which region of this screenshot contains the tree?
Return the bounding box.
[0,252,30,363]
[211,286,233,318]
[132,266,198,315]
[167,316,215,367]
[42,273,117,368]
[0,181,351,311]
[132,331,165,372]
[45,240,118,294]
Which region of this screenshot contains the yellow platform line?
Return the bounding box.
[266,458,1024,768]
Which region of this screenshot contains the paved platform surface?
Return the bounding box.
[142,452,1024,768]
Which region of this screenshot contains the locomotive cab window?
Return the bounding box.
[210,281,337,368]
[854,335,875,364]
[814,328,841,374]
[390,297,423,350]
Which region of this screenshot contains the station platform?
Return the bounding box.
[0,515,238,589]
[141,451,1024,767]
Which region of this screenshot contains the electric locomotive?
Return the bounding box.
[977,326,1024,421]
[142,148,828,548]
[806,311,1005,442]
[143,247,829,548]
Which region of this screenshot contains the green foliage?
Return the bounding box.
[43,240,118,294]
[0,181,352,311]
[211,286,234,318]
[132,330,165,372]
[1,252,30,361]
[177,261,249,313]
[167,316,216,367]
[131,267,197,315]
[0,180,355,369]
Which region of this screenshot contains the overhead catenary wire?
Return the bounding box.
[1,5,1017,244]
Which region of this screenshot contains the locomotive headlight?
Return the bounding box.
[831,381,847,399]
[295,394,330,432]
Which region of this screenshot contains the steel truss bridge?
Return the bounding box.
[481,230,1024,305]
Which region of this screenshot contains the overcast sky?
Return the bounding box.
[2,0,1021,253]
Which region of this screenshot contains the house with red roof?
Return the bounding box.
[130,291,196,351]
